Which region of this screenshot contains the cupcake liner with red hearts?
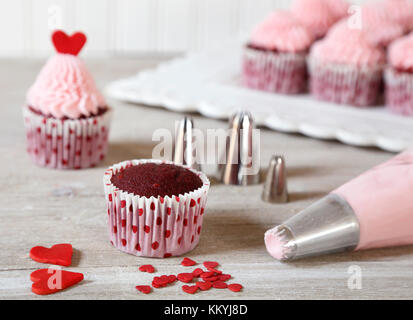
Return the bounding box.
[103,159,210,258]
[242,47,307,94]
[385,68,413,116]
[308,58,383,107]
[23,106,112,169]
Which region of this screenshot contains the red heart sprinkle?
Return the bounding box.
[219,274,231,281]
[228,283,243,292]
[136,285,151,294]
[196,280,212,291]
[152,276,169,288]
[30,268,83,295]
[167,275,177,284]
[51,30,87,56]
[212,281,228,289]
[190,199,196,207]
[203,261,219,269]
[200,271,215,279]
[139,264,155,273]
[144,225,150,233]
[206,266,222,274]
[29,244,73,267]
[181,257,197,267]
[192,268,204,277]
[182,285,198,294]
[203,275,219,282]
[177,273,194,283]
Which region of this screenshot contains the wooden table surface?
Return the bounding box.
[1,57,412,300]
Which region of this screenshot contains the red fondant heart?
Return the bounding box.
[177,273,194,283]
[52,30,87,56]
[30,268,84,295]
[30,243,73,267]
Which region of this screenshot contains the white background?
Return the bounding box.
[1,0,370,57]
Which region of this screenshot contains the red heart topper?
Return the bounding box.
[52,30,87,56]
[30,268,84,295]
[30,243,73,267]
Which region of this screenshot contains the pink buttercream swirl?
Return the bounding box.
[27,54,105,119]
[388,32,413,71]
[311,21,386,67]
[249,11,313,52]
[291,0,349,39]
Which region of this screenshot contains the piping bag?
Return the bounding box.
[264,151,413,261]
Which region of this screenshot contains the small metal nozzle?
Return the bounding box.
[173,116,201,171]
[262,155,288,203]
[218,111,260,185]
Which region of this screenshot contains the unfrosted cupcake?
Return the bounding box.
[385,33,413,116]
[309,24,386,106]
[291,0,349,39]
[104,159,210,258]
[242,11,313,94]
[24,30,112,169]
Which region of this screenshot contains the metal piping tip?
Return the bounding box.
[218,111,260,185]
[265,194,360,261]
[262,155,288,203]
[173,116,201,171]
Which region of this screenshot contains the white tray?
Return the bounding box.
[105,43,413,153]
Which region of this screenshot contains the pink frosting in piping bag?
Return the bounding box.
[27,53,105,119]
[334,151,413,250]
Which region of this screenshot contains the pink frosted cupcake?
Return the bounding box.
[104,159,210,258]
[385,33,413,116]
[23,30,112,169]
[381,0,413,32]
[309,25,386,106]
[291,0,349,39]
[354,4,404,48]
[242,11,313,94]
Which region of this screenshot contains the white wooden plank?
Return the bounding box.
[157,0,192,52]
[73,0,110,56]
[115,0,155,54]
[0,0,25,56]
[30,0,74,56]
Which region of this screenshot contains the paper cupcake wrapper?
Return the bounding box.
[385,68,413,116]
[103,159,210,258]
[242,47,307,94]
[23,106,112,169]
[308,57,383,107]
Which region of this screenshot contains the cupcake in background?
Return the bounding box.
[242,11,313,94]
[385,33,413,116]
[291,0,349,40]
[308,23,386,107]
[381,0,413,32]
[24,30,112,169]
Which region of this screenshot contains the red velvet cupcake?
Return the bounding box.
[309,23,386,107]
[103,159,210,258]
[242,11,313,94]
[23,30,112,169]
[385,33,413,116]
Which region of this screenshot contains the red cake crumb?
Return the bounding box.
[110,163,203,197]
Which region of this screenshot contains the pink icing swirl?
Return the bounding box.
[27,54,105,119]
[382,0,413,32]
[249,11,313,52]
[388,32,413,71]
[291,0,349,39]
[311,22,386,67]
